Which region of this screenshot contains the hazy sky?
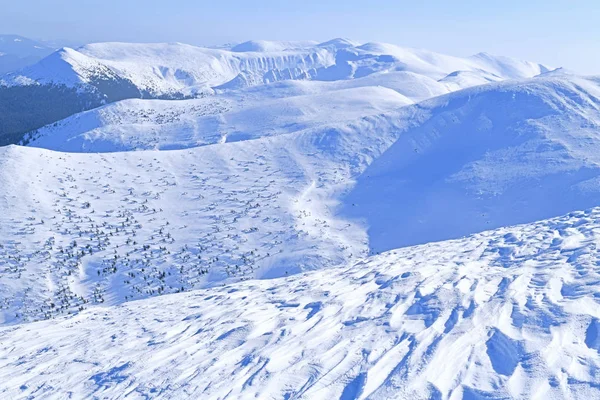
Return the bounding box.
[3,0,599,74]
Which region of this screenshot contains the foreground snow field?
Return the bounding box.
[3,207,600,399]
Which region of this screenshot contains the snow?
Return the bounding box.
[317,38,360,48]
[438,70,501,91]
[470,52,552,80]
[18,46,116,87]
[26,85,412,152]
[8,72,600,328]
[1,39,551,98]
[340,74,600,251]
[2,38,600,399]
[230,40,318,52]
[3,207,600,399]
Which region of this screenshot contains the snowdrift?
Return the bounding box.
[3,206,600,399]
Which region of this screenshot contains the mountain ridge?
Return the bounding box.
[2,39,552,95]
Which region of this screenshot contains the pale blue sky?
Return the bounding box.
[3,0,599,73]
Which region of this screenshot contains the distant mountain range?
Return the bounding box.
[0,34,57,74]
[0,38,552,146]
[1,38,551,95]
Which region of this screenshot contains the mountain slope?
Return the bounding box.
[2,206,600,399]
[25,85,412,152]
[340,73,600,251]
[0,101,412,324]
[4,74,600,327]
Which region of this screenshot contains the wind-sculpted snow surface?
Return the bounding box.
[3,208,600,399]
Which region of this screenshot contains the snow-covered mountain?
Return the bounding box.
[2,39,550,97]
[3,206,600,399]
[3,38,600,398]
[17,39,554,152]
[0,34,55,75]
[0,38,551,147]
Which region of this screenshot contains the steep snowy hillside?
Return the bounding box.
[341,73,600,250]
[3,207,600,399]
[4,73,600,328]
